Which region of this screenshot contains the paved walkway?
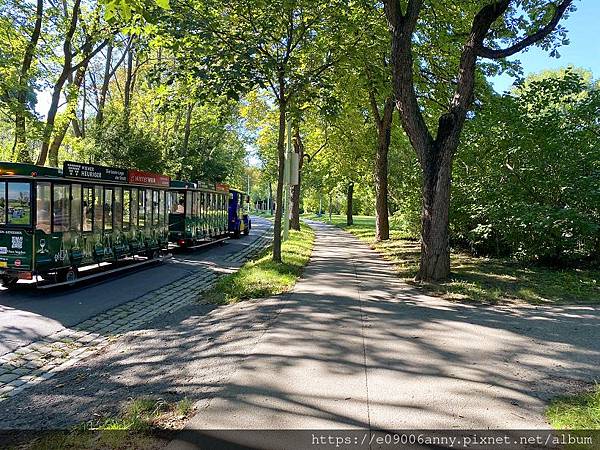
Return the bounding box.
[170,221,600,449]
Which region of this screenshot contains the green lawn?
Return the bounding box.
[305,214,600,305]
[547,385,600,429]
[203,222,315,304]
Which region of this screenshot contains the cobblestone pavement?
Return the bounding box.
[0,225,273,405]
[224,228,273,263]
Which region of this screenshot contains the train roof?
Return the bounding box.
[0,161,171,188]
[0,162,61,178]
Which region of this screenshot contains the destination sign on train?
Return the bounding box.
[63,161,127,182]
[128,169,170,187]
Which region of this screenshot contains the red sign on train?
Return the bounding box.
[128,170,170,187]
[215,182,229,192]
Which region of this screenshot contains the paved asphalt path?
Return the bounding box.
[170,220,600,449]
[0,217,272,355]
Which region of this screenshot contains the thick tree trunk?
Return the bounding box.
[12,0,44,162]
[290,126,304,231]
[346,182,354,226]
[416,144,453,282]
[272,77,286,263]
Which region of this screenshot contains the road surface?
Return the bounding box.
[0,217,271,356]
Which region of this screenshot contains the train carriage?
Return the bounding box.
[0,161,171,287]
[167,181,229,247]
[228,187,251,238]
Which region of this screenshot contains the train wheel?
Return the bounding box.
[1,276,18,289]
[59,267,78,285]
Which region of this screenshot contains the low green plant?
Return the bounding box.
[547,385,600,429]
[203,223,315,304]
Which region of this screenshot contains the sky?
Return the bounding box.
[490,0,600,92]
[35,1,599,117]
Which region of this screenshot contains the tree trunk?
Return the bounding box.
[328,193,332,222]
[37,0,81,167]
[12,0,43,163]
[48,63,88,165]
[81,75,86,137]
[416,144,453,282]
[268,182,273,214]
[346,182,354,226]
[96,42,113,125]
[372,97,394,241]
[272,76,286,263]
[177,102,194,178]
[123,46,134,130]
[290,126,304,231]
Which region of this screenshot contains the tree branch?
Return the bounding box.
[478,0,573,59]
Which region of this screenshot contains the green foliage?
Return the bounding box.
[204,223,315,304]
[85,117,165,171]
[453,69,600,262]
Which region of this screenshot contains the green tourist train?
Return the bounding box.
[0,161,172,286]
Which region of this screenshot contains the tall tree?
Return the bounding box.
[37,0,107,166]
[12,0,43,162]
[383,0,574,281]
[165,0,342,262]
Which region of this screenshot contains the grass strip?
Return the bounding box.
[203,222,315,304]
[305,214,600,305]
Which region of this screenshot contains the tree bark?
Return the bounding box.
[12,0,43,162]
[272,74,286,263]
[346,182,354,226]
[123,46,134,131]
[371,95,394,241]
[268,181,273,214]
[290,125,304,231]
[47,62,88,164]
[37,0,81,166]
[96,42,113,125]
[417,141,453,281]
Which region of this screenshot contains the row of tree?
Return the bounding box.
[2,0,591,281]
[0,0,247,186]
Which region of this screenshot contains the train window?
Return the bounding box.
[104,189,113,231]
[94,185,103,231]
[192,191,198,217]
[114,187,122,230]
[130,189,138,227]
[7,182,31,226]
[138,189,145,228]
[0,182,5,224]
[152,190,159,226]
[83,187,93,232]
[159,190,165,226]
[172,192,184,214]
[36,182,51,233]
[185,192,192,218]
[52,184,70,232]
[123,189,131,229]
[71,184,82,231]
[145,189,152,226]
